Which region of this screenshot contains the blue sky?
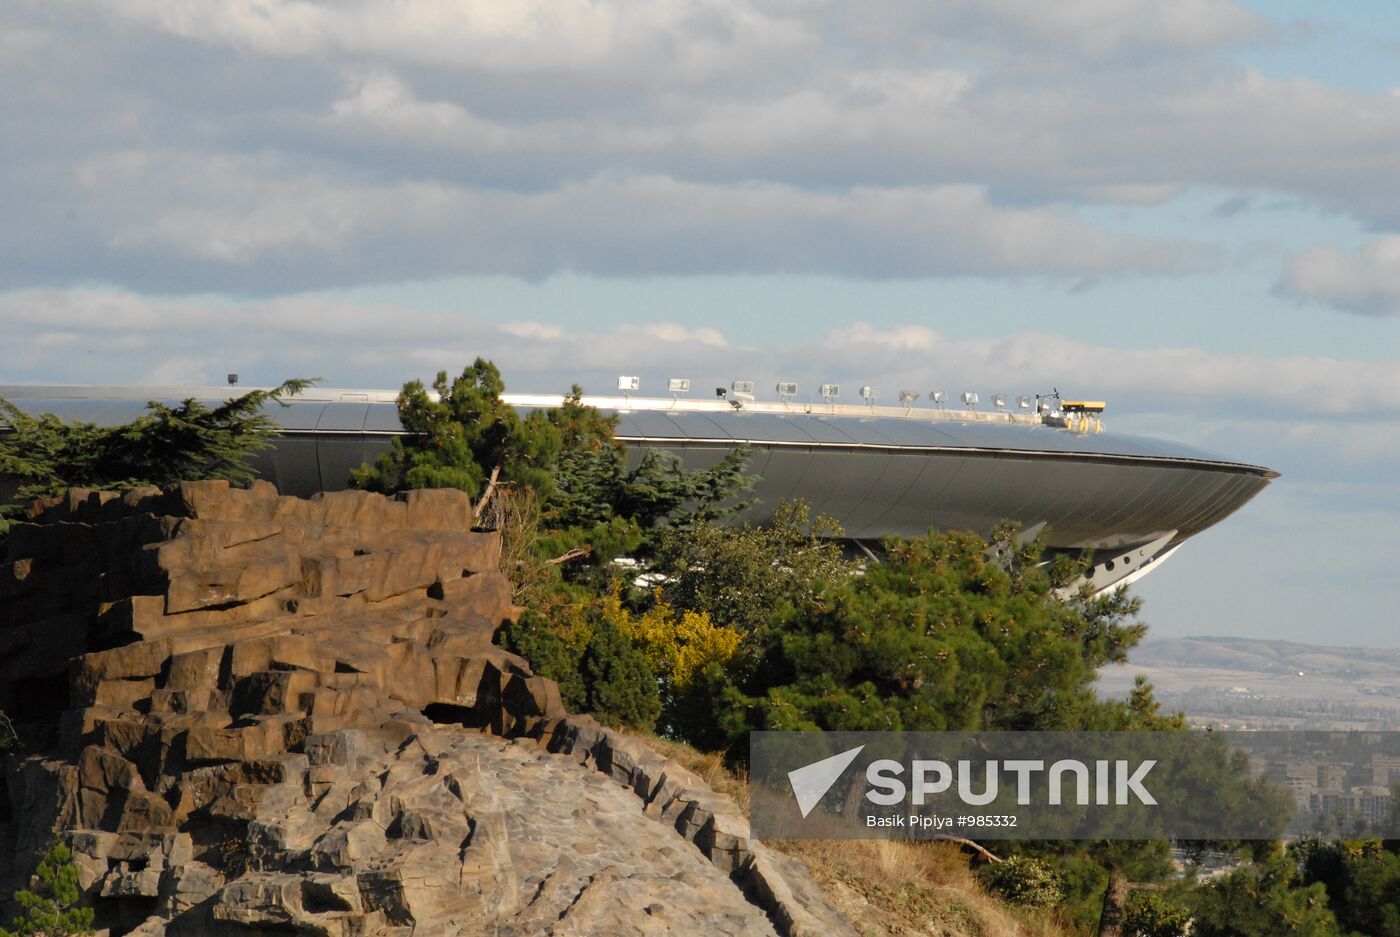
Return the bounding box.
[1,0,1397,645]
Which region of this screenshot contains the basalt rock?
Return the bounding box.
[1,483,855,937]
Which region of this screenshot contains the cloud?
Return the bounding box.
[86,0,815,75]
[6,148,1212,290]
[857,0,1268,62]
[3,1,1398,292]
[1279,237,1400,316]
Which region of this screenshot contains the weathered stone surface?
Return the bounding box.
[0,484,855,937]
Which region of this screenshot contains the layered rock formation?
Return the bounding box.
[0,482,854,936]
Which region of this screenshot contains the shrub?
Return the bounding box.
[1125,891,1193,937]
[502,581,742,733]
[581,617,661,730]
[978,855,1063,908]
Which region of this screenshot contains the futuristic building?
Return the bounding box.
[0,383,1277,592]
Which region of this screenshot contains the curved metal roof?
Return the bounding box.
[0,386,1276,579]
[608,409,1271,477]
[0,384,1272,473]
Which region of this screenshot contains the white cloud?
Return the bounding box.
[87,0,814,75]
[40,150,1210,285]
[2,1,1399,290]
[1280,237,1400,316]
[634,323,728,347]
[924,0,1267,60]
[822,323,941,352]
[499,322,566,341]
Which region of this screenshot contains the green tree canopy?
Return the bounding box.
[0,379,314,535]
[350,360,561,499]
[1191,852,1341,937]
[1299,839,1400,937]
[650,499,854,637]
[716,527,1158,741]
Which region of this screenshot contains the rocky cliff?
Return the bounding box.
[0,482,854,937]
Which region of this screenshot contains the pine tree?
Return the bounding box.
[0,843,94,937]
[0,379,315,534]
[581,617,662,730]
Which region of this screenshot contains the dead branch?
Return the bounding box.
[545,546,591,566]
[473,465,501,523]
[933,835,1004,864]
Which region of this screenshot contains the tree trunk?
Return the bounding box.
[1097,864,1129,937]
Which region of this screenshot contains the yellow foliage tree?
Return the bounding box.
[559,582,742,691]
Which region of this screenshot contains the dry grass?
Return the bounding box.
[776,839,1072,937]
[620,729,1076,937]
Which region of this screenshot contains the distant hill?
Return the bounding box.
[1098,636,1400,729]
[1123,635,1400,678]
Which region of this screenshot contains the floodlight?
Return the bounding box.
[898,390,919,406]
[860,385,879,402]
[1017,395,1031,410]
[776,381,798,399]
[617,375,640,392]
[731,380,755,395]
[667,378,691,394]
[819,384,840,402]
[992,393,1008,409]
[962,391,979,407]
[227,373,239,386]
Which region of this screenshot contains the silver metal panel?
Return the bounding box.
[363,437,396,477]
[1134,468,1234,542]
[1111,467,1213,539]
[634,411,736,441]
[615,410,689,439]
[1000,460,1100,545]
[846,453,944,539]
[1177,475,1269,539]
[840,419,901,446]
[861,454,965,539]
[717,413,822,444]
[262,402,328,432]
[270,436,323,496]
[317,404,370,432]
[5,399,165,425]
[364,403,406,432]
[907,454,1035,537]
[965,455,1050,531]
[760,449,887,530]
[742,447,812,515]
[794,418,861,445]
[1089,465,1186,534]
[315,404,371,491]
[855,418,963,448]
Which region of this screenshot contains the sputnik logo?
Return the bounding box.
[787,745,865,818]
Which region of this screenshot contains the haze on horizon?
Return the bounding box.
[0,0,1397,646]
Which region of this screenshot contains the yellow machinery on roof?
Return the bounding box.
[1061,400,1105,434]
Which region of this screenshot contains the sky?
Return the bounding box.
[1,0,1398,646]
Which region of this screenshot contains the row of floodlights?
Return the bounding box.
[617,376,1033,410]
